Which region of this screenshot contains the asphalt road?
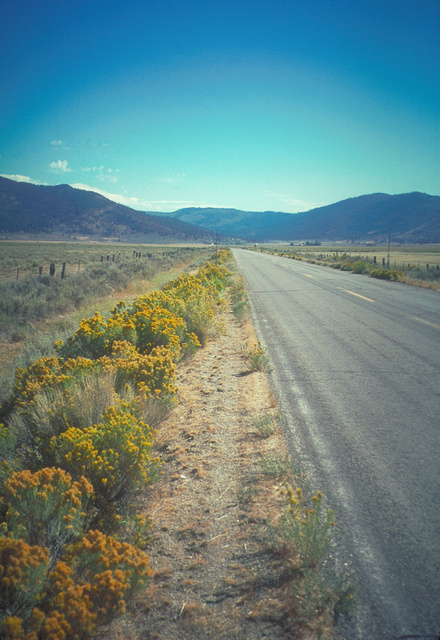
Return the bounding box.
[232,248,440,640]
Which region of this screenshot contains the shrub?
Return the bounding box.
[288,567,356,634]
[350,261,372,274]
[274,486,336,568]
[195,261,229,293]
[54,257,229,362]
[8,347,175,472]
[0,248,209,337]
[2,468,93,563]
[58,311,137,360]
[0,532,151,640]
[10,355,100,411]
[162,277,221,346]
[128,305,190,358]
[370,268,403,281]
[0,424,18,492]
[229,275,249,321]
[104,341,177,399]
[249,341,272,373]
[59,303,199,361]
[51,402,159,507]
[143,268,227,346]
[73,529,151,603]
[0,253,227,637]
[0,537,49,621]
[37,563,97,639]
[10,356,71,410]
[8,370,118,471]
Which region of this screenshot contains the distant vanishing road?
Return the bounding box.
[232,248,440,640]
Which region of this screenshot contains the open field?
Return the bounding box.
[259,244,440,268]
[249,244,440,290]
[0,240,211,282]
[0,244,214,394]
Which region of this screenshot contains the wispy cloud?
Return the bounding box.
[85,140,111,149]
[80,166,119,183]
[98,168,118,184]
[0,174,47,185]
[70,183,221,212]
[150,200,217,207]
[264,191,326,212]
[50,139,70,150]
[50,160,72,173]
[156,173,186,184]
[70,183,145,209]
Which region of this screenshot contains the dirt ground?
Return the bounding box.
[102,304,338,640]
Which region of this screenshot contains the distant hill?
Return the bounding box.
[158,192,440,243]
[0,177,213,242]
[158,207,290,242]
[1,178,439,244]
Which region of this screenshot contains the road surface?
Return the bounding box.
[232,248,440,640]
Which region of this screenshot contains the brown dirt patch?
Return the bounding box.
[102,306,334,640]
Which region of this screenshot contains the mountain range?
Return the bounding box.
[0,177,439,243]
[0,177,212,242]
[156,192,440,243]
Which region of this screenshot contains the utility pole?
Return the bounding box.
[387,225,391,268]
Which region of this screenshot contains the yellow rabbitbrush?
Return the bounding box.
[0,253,232,639]
[52,402,159,505]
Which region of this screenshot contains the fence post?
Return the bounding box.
[61,262,66,279]
[50,263,55,276]
[39,266,43,275]
[382,257,385,266]
[373,256,376,264]
[16,267,19,280]
[427,264,430,271]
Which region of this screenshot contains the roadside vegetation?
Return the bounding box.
[0,244,209,339]
[0,246,353,639]
[251,244,440,290]
[0,250,230,639]
[0,244,212,403]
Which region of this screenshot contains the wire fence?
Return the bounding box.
[2,248,197,281]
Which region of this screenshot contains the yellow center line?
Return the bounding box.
[303,273,316,279]
[338,288,375,303]
[412,316,440,330]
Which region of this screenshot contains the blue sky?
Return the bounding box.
[1,0,439,213]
